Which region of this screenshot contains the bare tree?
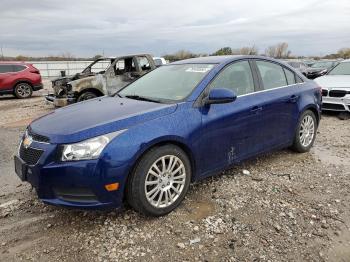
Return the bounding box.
[265,42,291,58]
[233,45,258,55]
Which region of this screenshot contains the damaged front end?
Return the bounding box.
[45,77,76,107]
[45,57,113,107]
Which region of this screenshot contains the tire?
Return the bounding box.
[14,83,32,98]
[77,91,97,102]
[127,145,191,216]
[291,110,317,153]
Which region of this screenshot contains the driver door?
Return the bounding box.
[198,60,263,176]
[105,58,137,95]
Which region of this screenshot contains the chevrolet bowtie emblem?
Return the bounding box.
[23,135,33,149]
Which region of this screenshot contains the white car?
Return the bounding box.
[315,59,350,112]
[153,57,167,67]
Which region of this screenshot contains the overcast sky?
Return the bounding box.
[0,0,349,57]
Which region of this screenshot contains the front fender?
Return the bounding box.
[100,103,201,182]
[70,75,106,95]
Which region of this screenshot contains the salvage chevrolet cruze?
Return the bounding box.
[14,56,322,216]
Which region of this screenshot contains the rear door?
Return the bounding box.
[0,64,14,91]
[252,59,301,148]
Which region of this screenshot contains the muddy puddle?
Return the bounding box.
[183,201,216,221]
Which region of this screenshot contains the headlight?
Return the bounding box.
[61,130,126,161]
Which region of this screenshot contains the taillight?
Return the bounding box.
[29,65,40,74]
[29,69,40,74]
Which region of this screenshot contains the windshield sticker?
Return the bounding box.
[185,66,213,73]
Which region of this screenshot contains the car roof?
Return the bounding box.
[171,55,283,65]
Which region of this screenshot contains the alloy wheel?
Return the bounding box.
[144,155,186,208]
[299,115,315,147]
[16,83,31,98]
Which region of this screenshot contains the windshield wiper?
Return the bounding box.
[124,95,162,103]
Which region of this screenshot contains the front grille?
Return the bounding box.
[321,89,328,96]
[54,187,98,203]
[19,144,44,165]
[329,90,348,98]
[322,103,345,111]
[28,129,50,143]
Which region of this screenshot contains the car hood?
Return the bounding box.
[30,96,177,144]
[314,75,350,88]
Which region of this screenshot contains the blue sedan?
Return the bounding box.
[14,56,322,216]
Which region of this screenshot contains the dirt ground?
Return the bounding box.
[0,85,349,262]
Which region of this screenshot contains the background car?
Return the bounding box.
[306,60,339,79]
[15,56,321,216]
[45,54,156,106]
[153,57,167,67]
[315,59,350,112]
[0,62,43,98]
[286,61,309,76]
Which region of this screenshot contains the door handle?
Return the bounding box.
[288,95,300,103]
[250,106,263,113]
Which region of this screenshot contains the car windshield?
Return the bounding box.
[118,64,215,102]
[328,62,350,75]
[83,59,113,73]
[310,61,334,69]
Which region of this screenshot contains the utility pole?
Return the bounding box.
[0,45,4,60]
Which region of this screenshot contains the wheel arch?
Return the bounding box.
[123,138,197,200]
[77,88,104,98]
[12,79,33,90]
[302,104,320,126]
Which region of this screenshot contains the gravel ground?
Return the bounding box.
[0,89,349,262]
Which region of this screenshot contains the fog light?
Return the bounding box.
[105,183,119,191]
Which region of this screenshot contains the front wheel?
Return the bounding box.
[127,145,191,216]
[77,91,97,102]
[291,110,317,153]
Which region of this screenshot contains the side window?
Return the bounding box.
[283,68,296,85]
[209,61,255,96]
[125,58,136,72]
[137,56,151,71]
[0,64,14,73]
[115,59,125,75]
[12,65,26,72]
[256,61,287,89]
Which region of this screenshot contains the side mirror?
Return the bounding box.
[204,88,237,105]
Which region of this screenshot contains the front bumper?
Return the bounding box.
[14,140,130,210]
[321,96,350,112]
[45,94,76,107]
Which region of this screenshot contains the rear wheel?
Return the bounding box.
[127,145,191,216]
[14,83,32,98]
[77,91,97,102]
[291,110,317,153]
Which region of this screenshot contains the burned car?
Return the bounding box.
[45,54,156,106]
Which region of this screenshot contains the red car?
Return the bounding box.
[0,62,43,98]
